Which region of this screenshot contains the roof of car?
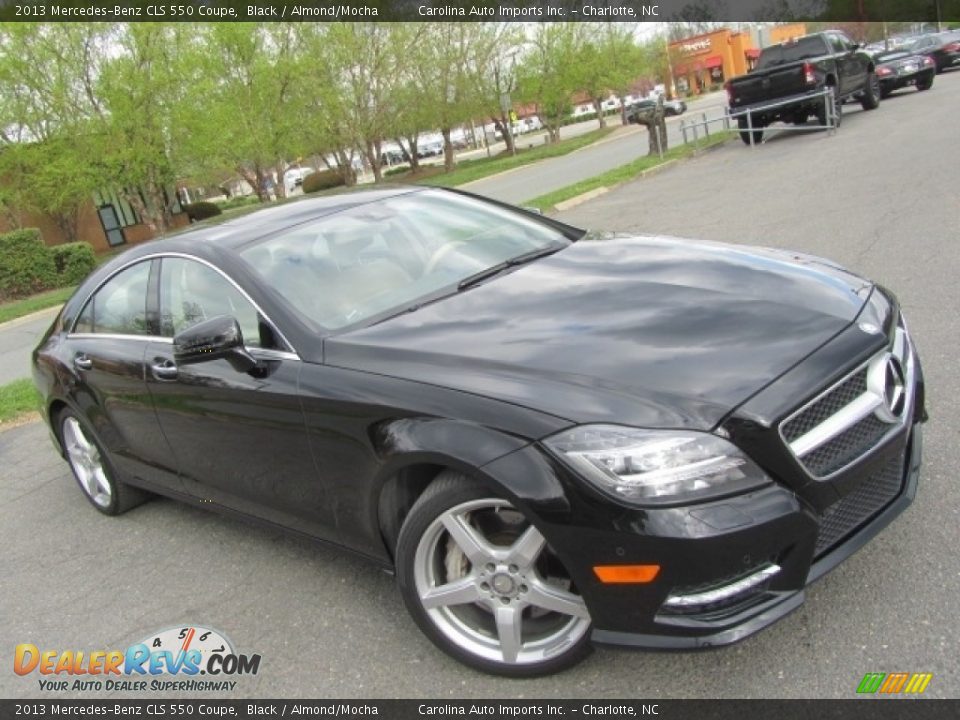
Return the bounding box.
[162,185,424,250]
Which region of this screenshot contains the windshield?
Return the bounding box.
[756,36,830,68]
[238,189,573,331]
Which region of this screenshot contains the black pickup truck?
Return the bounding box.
[725,31,881,144]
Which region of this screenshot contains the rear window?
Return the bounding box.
[756,36,830,68]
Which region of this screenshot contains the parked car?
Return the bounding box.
[903,31,960,73]
[624,97,687,123]
[725,31,881,144]
[33,186,925,676]
[871,48,936,97]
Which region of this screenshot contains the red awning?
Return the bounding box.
[705,55,723,69]
[746,48,761,59]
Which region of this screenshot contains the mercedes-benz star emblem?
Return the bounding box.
[868,353,906,423]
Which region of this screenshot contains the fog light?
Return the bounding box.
[663,564,780,609]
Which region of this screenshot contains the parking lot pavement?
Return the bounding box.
[2,74,959,699]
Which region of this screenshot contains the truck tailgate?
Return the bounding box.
[729,64,808,107]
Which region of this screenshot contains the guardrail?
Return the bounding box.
[681,87,838,148]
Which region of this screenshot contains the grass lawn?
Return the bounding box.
[527,132,734,212]
[0,378,41,426]
[0,286,74,325]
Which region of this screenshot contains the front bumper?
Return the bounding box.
[591,422,922,649]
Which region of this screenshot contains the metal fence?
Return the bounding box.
[680,87,838,149]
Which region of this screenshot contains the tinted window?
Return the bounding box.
[74,262,151,336]
[239,189,573,331]
[159,258,274,348]
[757,36,830,68]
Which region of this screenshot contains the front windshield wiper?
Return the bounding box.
[457,244,563,291]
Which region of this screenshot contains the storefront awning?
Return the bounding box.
[705,56,723,69]
[746,48,761,59]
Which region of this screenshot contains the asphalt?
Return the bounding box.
[1,78,958,699]
[0,309,57,385]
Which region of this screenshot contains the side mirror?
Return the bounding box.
[173,315,259,374]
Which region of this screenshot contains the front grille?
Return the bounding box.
[800,414,889,476]
[779,320,914,479]
[782,368,868,442]
[815,451,905,556]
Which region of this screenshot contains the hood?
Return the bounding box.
[325,235,874,431]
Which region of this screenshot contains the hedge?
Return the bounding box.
[0,228,98,301]
[50,242,97,286]
[0,229,58,301]
[302,169,346,194]
[183,201,223,222]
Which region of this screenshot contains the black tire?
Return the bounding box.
[395,471,593,677]
[916,72,934,91]
[737,116,763,145]
[57,408,152,516]
[816,85,842,128]
[860,72,881,110]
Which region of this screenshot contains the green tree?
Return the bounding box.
[517,23,586,144]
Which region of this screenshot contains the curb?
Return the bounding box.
[547,136,734,214]
[553,187,610,212]
[0,304,61,332]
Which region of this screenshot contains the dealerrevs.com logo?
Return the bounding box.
[14,625,261,692]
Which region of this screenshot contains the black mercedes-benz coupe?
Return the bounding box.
[32,186,925,676]
[872,48,936,97]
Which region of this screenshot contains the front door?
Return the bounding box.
[144,256,338,543]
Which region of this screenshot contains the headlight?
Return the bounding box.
[544,425,771,506]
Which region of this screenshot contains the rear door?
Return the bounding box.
[63,259,182,493]
[144,255,338,543]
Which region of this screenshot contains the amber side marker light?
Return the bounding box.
[593,565,661,583]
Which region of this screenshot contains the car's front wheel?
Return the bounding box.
[396,472,593,676]
[58,410,151,516]
[916,72,934,91]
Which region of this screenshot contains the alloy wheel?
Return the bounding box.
[63,417,112,508]
[412,498,590,666]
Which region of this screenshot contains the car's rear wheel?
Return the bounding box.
[916,72,934,91]
[396,472,593,676]
[860,72,881,110]
[737,116,764,145]
[817,85,842,128]
[59,410,151,516]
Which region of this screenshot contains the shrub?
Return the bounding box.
[183,201,222,222]
[384,165,411,178]
[50,242,97,285]
[302,169,346,194]
[215,195,260,211]
[0,228,58,301]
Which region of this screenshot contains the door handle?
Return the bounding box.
[74,354,93,371]
[150,359,179,381]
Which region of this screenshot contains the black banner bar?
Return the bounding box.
[1,0,959,23]
[1,700,958,720]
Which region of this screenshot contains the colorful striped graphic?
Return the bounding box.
[857,672,933,694]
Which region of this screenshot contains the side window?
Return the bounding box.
[828,34,847,53]
[74,262,151,336]
[159,257,276,349]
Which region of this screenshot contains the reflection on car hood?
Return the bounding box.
[325,235,873,431]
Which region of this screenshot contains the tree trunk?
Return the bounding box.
[237,165,268,202]
[494,115,515,155]
[593,98,607,128]
[399,135,420,172]
[441,127,455,173]
[52,211,79,244]
[364,139,383,183]
[547,123,561,144]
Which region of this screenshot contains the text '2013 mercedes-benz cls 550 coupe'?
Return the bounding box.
[33,186,925,676]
